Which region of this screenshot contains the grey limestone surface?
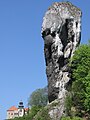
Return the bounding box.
[42,1,82,119]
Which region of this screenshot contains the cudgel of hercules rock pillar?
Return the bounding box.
[42,1,81,112]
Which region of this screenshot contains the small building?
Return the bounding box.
[7,101,29,119]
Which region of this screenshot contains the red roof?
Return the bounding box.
[7,106,18,111]
[7,106,29,111]
[24,108,29,111]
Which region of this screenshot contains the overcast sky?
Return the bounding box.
[0,0,90,119]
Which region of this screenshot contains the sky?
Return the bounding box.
[0,0,90,120]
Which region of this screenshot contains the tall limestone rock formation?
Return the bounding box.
[41,1,82,119]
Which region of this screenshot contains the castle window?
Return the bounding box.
[14,113,18,115]
[11,113,13,115]
[20,109,22,112]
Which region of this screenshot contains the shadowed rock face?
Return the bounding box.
[41,2,81,118]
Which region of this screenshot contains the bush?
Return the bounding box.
[61,116,84,120]
[33,107,51,120]
[65,93,73,116]
[29,106,42,119]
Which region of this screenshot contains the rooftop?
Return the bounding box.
[7,106,18,111]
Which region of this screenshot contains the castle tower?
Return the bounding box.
[18,101,25,117]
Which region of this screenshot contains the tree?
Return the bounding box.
[71,43,90,115]
[28,87,48,107]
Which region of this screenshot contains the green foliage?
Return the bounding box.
[71,43,90,115]
[33,107,51,120]
[65,93,73,116]
[29,106,42,119]
[61,116,84,120]
[10,106,51,120]
[28,87,48,107]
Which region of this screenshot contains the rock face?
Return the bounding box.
[41,1,82,119]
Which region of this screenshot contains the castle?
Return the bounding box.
[6,101,29,119]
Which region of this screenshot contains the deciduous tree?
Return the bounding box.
[71,43,90,114]
[28,87,48,107]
